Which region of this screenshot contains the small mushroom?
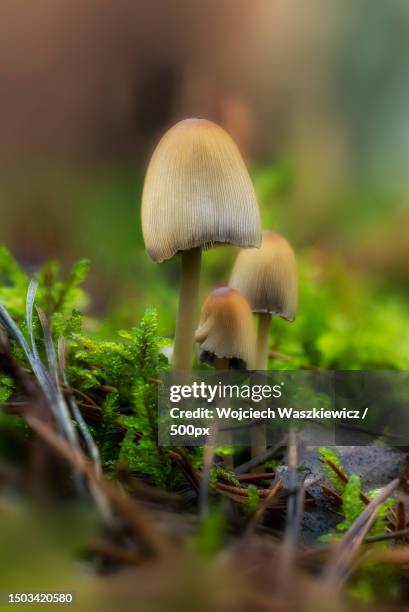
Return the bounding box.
[195,287,256,370]
[229,230,297,369]
[142,118,261,371]
[195,287,256,468]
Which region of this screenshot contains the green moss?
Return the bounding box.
[319,450,394,538]
[0,251,172,486]
[213,466,240,488]
[245,484,260,513]
[98,392,120,466]
[0,373,14,404]
[336,474,365,532]
[318,447,345,494]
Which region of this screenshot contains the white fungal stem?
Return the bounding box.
[215,357,233,469]
[174,247,202,371]
[256,312,272,370]
[251,312,272,460]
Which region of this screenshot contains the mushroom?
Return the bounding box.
[195,287,256,467]
[141,118,261,370]
[195,287,256,371]
[229,230,297,370]
[229,230,297,460]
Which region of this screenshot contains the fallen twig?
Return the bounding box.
[280,430,304,581]
[168,449,200,493]
[235,437,286,475]
[215,481,281,499]
[236,472,275,483]
[245,480,284,534]
[395,498,406,533]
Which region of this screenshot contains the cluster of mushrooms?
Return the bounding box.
[142,118,297,457]
[142,117,298,379]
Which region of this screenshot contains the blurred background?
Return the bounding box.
[1,0,409,335]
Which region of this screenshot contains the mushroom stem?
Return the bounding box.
[174,247,202,371]
[252,312,271,460]
[256,312,272,370]
[214,357,233,468]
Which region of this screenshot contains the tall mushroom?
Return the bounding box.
[141,118,261,371]
[229,230,297,370]
[195,287,256,467]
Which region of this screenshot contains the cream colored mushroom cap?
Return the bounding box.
[195,287,256,369]
[229,230,298,321]
[141,118,261,262]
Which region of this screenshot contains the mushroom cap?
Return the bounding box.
[141,118,261,262]
[195,287,256,369]
[229,230,298,321]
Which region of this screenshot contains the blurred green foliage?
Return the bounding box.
[7,160,406,339]
[268,254,409,370]
[1,226,409,482]
[0,247,171,486]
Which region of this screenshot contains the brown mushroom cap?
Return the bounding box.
[141,118,261,262]
[195,287,256,369]
[229,230,298,321]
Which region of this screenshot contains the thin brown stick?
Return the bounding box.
[65,385,101,410]
[168,449,200,492]
[364,527,409,545]
[279,430,301,584]
[396,499,406,532]
[215,481,281,499]
[246,480,284,533]
[268,349,318,370]
[116,471,182,507]
[325,459,370,505]
[97,385,118,393]
[320,484,342,505]
[86,543,141,566]
[284,430,300,543]
[235,436,286,474]
[298,528,409,567]
[236,472,275,482]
